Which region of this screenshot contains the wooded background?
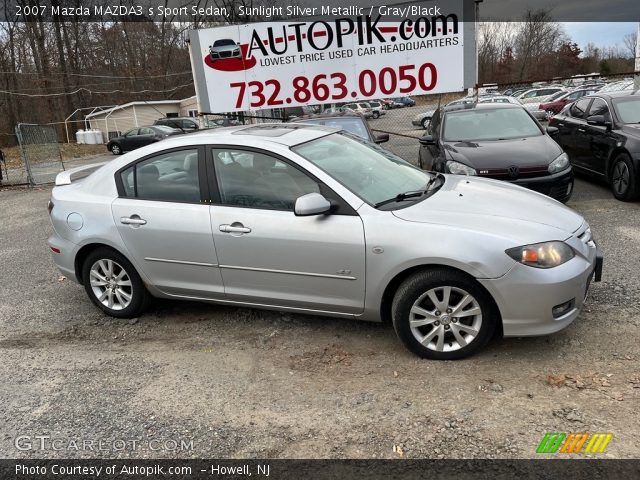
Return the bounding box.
[0,1,637,146]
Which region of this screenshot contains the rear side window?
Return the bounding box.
[119,149,201,203]
[569,98,592,119]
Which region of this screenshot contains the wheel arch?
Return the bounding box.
[379,263,503,336]
[74,242,129,285]
[606,148,632,180]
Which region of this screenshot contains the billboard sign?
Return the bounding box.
[189,0,475,113]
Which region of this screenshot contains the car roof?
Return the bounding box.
[443,102,521,113]
[292,112,365,120]
[586,90,640,100]
[153,123,337,148]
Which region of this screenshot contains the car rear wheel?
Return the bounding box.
[610,154,638,201]
[421,117,431,129]
[82,247,150,318]
[391,269,497,360]
[110,143,122,155]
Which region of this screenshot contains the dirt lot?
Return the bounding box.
[1,154,639,460]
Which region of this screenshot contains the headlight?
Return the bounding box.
[446,160,477,176]
[505,241,575,269]
[548,152,570,173]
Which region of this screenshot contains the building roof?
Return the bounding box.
[85,99,183,119]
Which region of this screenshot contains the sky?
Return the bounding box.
[562,22,637,52]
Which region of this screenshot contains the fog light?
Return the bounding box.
[552,299,575,318]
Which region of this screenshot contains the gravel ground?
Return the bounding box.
[1,141,639,460]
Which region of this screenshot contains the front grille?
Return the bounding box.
[477,165,550,180]
[219,51,232,58]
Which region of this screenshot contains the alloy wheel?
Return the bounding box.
[612,161,630,196]
[111,145,121,155]
[409,286,483,352]
[89,259,133,310]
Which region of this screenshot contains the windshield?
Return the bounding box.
[292,132,432,206]
[295,117,370,140]
[613,97,640,123]
[154,125,178,133]
[443,107,542,141]
[548,90,568,101]
[213,39,236,47]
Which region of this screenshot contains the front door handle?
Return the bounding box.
[219,223,251,234]
[120,215,147,226]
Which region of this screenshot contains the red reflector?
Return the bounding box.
[50,246,61,254]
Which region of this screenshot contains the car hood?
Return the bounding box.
[393,175,584,244]
[619,124,640,139]
[443,134,562,169]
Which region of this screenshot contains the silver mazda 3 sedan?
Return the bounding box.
[48,124,603,359]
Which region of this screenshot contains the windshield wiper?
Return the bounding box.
[374,174,442,208]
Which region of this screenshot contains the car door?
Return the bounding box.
[569,98,595,169]
[120,128,139,151]
[583,97,616,175]
[112,146,225,298]
[555,98,592,167]
[137,127,158,148]
[208,147,366,314]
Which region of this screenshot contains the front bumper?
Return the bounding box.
[479,226,602,337]
[509,169,574,203]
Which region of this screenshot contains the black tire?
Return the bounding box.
[609,153,639,201]
[391,268,497,360]
[373,111,380,119]
[110,143,122,155]
[82,247,150,318]
[421,117,431,129]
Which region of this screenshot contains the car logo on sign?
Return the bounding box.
[507,165,519,179]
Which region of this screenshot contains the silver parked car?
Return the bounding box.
[48,125,602,360]
[209,39,241,61]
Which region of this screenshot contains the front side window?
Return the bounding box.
[588,98,611,120]
[212,149,319,210]
[443,108,542,142]
[292,132,431,206]
[119,149,200,203]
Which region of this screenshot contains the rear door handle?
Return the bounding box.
[556,123,564,127]
[578,128,586,133]
[219,223,251,234]
[120,215,147,226]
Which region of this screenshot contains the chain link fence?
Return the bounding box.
[3,124,66,186]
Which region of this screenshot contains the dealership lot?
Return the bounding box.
[0,164,638,458]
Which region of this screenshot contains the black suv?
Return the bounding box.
[154,117,199,133]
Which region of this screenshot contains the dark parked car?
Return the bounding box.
[392,96,416,107]
[539,89,599,116]
[548,91,640,201]
[419,103,574,202]
[288,112,389,144]
[106,126,182,155]
[154,117,199,132]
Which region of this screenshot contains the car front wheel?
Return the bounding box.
[421,117,431,129]
[82,247,150,318]
[610,154,638,201]
[372,111,380,119]
[391,269,497,360]
[110,143,122,155]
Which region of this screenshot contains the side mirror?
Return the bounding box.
[587,115,611,129]
[294,193,331,216]
[546,126,559,137]
[375,133,389,144]
[419,134,436,146]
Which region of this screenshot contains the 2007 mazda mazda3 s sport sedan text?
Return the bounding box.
[47,124,603,359]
